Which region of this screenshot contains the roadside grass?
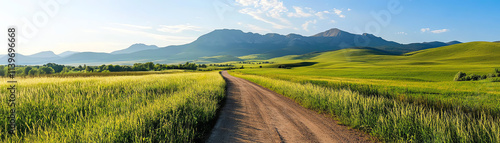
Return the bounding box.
[234,68,500,118]
[230,72,500,142]
[0,72,225,142]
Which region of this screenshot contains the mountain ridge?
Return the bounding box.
[8,28,463,65]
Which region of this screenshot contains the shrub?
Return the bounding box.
[489,77,500,82]
[454,72,466,81]
[487,73,496,78]
[495,68,500,74]
[481,75,487,80]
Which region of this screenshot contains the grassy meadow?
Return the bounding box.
[228,42,500,116]
[230,71,500,142]
[0,72,225,142]
[225,42,500,142]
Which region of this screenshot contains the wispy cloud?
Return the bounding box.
[421,28,449,34]
[315,11,330,19]
[288,6,312,18]
[236,0,291,29]
[157,24,202,33]
[431,29,449,34]
[302,19,317,31]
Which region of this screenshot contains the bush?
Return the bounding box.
[454,72,466,81]
[481,75,487,80]
[489,77,500,82]
[487,73,496,78]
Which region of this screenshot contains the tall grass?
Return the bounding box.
[0,72,225,142]
[234,70,500,118]
[232,72,500,142]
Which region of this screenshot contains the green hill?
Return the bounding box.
[404,42,500,64]
[232,41,500,82]
[264,41,500,66]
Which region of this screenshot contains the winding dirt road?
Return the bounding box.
[207,71,370,143]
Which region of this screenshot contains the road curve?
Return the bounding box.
[207,71,371,143]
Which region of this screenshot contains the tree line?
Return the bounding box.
[0,62,208,77]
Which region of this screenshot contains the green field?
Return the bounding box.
[229,42,500,115]
[225,42,500,142]
[230,72,499,142]
[0,72,225,142]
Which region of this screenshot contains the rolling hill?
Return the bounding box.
[267,42,500,65]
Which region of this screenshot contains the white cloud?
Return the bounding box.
[348,8,351,11]
[431,29,449,34]
[115,23,152,29]
[330,20,336,23]
[239,8,288,29]
[301,19,317,31]
[315,11,330,19]
[288,6,312,17]
[157,24,201,33]
[421,28,449,34]
[236,0,291,29]
[333,8,345,18]
[421,28,430,32]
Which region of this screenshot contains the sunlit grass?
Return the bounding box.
[0,72,225,142]
[231,72,499,142]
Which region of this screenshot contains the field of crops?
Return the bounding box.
[230,71,499,142]
[0,72,225,142]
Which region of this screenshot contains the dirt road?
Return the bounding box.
[207,71,370,143]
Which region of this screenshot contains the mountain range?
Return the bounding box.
[2,28,461,65]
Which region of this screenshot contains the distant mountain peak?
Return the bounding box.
[313,28,350,37]
[30,51,59,58]
[111,43,159,54]
[58,51,79,57]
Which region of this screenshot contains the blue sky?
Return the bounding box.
[1,0,499,55]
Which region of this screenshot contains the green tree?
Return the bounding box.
[44,63,64,73]
[85,66,94,72]
[99,64,106,71]
[61,67,70,74]
[0,66,5,77]
[24,67,32,75]
[28,68,40,76]
[4,66,10,77]
[39,66,55,74]
[113,65,122,71]
[154,64,162,71]
[106,65,115,71]
[16,68,24,76]
[145,62,154,70]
